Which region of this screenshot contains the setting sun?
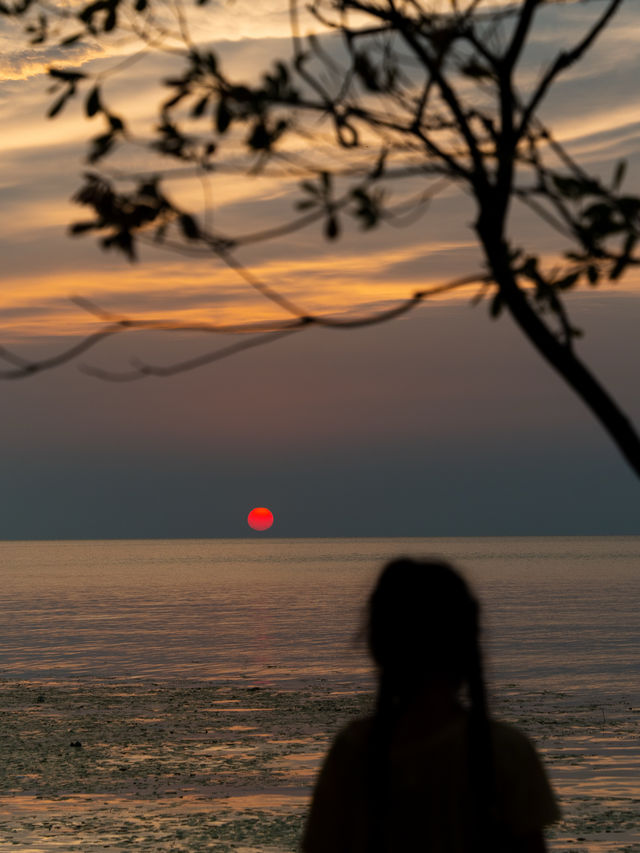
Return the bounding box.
[247,507,274,531]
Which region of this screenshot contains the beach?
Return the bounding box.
[0,678,363,852]
[1,536,638,851]
[1,678,638,852]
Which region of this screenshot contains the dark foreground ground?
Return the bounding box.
[0,680,638,852]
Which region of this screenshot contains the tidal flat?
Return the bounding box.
[0,680,638,852]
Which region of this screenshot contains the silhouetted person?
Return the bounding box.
[302,558,560,853]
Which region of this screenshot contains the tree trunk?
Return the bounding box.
[479,225,640,479]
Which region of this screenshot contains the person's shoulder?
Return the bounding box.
[332,716,375,753]
[488,717,561,830]
[489,718,541,759]
[489,717,548,778]
[313,717,374,788]
[490,718,533,742]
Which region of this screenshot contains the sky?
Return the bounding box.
[0,0,639,538]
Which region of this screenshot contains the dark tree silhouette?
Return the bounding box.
[2,0,639,476]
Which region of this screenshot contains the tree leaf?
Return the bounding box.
[162,90,187,112]
[247,120,270,150]
[69,221,98,234]
[79,0,107,25]
[104,6,117,31]
[191,95,210,118]
[102,229,135,261]
[108,113,124,131]
[49,67,86,82]
[206,53,218,75]
[612,160,626,191]
[229,85,252,103]
[178,212,199,240]
[611,234,637,280]
[586,265,599,285]
[60,32,84,46]
[460,60,492,79]
[371,149,386,180]
[354,51,380,91]
[216,100,232,133]
[86,86,101,117]
[555,271,580,290]
[87,132,115,163]
[325,214,339,240]
[47,91,69,118]
[617,196,640,219]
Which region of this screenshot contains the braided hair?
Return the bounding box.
[365,558,494,852]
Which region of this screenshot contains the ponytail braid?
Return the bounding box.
[466,633,495,851]
[364,558,496,853]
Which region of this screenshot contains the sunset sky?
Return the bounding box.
[1,0,639,538]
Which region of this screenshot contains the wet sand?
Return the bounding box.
[0,680,638,851]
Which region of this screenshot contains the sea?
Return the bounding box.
[0,536,638,852]
[1,536,638,691]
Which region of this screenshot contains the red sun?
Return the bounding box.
[247,507,274,531]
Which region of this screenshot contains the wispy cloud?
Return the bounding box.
[2,0,639,346]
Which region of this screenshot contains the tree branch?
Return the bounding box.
[81,325,306,381]
[502,0,541,71]
[517,0,624,138]
[0,271,487,380]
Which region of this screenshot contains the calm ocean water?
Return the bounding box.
[0,536,638,695]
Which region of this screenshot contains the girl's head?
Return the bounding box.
[367,558,481,695]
